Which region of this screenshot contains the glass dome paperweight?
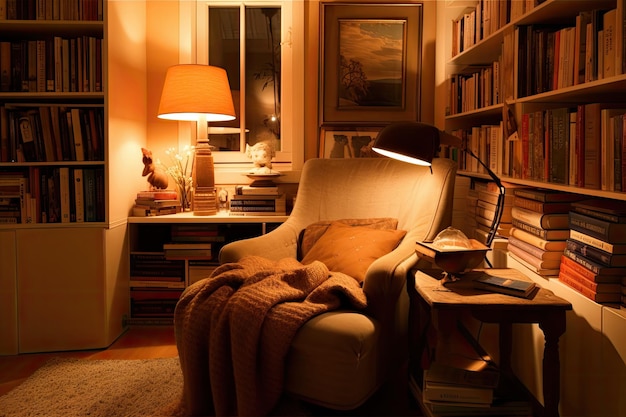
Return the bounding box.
[415,227,491,279]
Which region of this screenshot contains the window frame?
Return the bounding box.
[189,0,303,171]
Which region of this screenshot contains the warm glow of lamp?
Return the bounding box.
[373,122,505,274]
[158,64,236,216]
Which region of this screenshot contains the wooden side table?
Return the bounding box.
[408,268,572,417]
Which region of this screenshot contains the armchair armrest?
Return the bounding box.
[218,221,300,264]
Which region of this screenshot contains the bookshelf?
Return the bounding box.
[0,1,146,354]
[438,2,626,415]
[127,213,287,325]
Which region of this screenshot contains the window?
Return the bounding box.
[194,0,303,169]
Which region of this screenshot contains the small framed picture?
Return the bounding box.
[319,126,383,158]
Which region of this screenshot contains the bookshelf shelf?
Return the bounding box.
[127,214,287,324]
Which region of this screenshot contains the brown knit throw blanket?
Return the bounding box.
[174,255,368,417]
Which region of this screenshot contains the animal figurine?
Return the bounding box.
[245,142,278,174]
[141,148,169,189]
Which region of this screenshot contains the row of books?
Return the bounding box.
[450,103,626,191]
[0,167,103,224]
[0,0,103,21]
[446,59,501,116]
[451,0,545,58]
[0,105,105,163]
[0,36,103,93]
[517,6,626,99]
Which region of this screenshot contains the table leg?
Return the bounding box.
[539,312,566,417]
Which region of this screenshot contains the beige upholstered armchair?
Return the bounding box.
[219,157,457,410]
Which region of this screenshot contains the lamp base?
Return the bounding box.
[193,186,217,216]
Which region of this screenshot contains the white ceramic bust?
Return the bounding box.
[245,142,279,174]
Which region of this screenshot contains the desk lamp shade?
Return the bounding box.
[373,122,505,269]
[372,122,440,166]
[157,64,236,216]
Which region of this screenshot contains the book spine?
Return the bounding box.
[569,229,621,254]
[512,206,569,229]
[423,382,493,405]
[572,205,624,223]
[508,235,561,260]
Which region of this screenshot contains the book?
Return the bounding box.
[423,381,493,405]
[473,273,537,298]
[562,248,626,279]
[569,211,626,243]
[235,185,280,195]
[508,242,562,270]
[569,229,626,254]
[134,198,181,208]
[162,243,212,250]
[137,189,178,200]
[566,238,626,267]
[509,226,566,251]
[73,168,84,223]
[571,198,626,223]
[511,206,570,229]
[512,196,572,214]
[132,206,179,217]
[513,188,583,203]
[511,218,569,241]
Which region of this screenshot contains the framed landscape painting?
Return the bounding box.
[321,3,422,124]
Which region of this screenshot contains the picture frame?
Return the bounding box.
[319,126,383,158]
[320,3,423,124]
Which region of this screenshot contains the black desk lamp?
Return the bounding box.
[372,122,505,269]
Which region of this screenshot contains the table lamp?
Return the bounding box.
[158,64,236,215]
[372,122,505,275]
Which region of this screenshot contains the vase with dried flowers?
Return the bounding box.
[158,146,194,211]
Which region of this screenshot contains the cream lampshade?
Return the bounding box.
[158,64,236,216]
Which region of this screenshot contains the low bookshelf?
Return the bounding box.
[127,212,288,325]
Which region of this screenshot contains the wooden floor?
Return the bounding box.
[0,326,421,416]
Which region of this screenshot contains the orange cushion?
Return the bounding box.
[299,218,399,259]
[301,221,406,282]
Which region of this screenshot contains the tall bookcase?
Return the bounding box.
[0,1,147,354]
[437,1,626,415]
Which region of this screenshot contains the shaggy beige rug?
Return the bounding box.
[0,357,183,417]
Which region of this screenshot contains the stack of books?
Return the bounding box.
[129,252,185,320]
[229,184,286,216]
[0,175,26,224]
[472,181,519,243]
[132,190,181,216]
[508,188,583,277]
[560,198,626,306]
[419,326,532,416]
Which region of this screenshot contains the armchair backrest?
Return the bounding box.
[288,157,457,243]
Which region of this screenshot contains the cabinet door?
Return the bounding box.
[0,230,18,355]
[16,228,107,353]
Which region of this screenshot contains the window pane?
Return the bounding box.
[208,6,241,151]
[207,6,282,152]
